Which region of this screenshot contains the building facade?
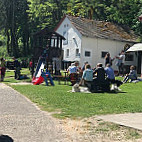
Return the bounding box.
[55,15,138,71]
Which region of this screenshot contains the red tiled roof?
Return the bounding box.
[66,15,137,43]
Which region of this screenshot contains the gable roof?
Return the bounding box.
[56,15,138,43]
[34,27,65,40]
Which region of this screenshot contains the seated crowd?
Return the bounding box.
[67,61,137,92]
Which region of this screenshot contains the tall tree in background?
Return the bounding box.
[0,0,142,57]
[0,0,17,56]
[0,0,30,57]
[17,0,30,56]
[133,6,142,41]
[106,0,141,26]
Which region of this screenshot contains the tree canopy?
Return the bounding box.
[0,0,141,57]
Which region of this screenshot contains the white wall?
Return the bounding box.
[81,37,137,70]
[55,17,82,63]
[56,17,137,70]
[80,37,98,68]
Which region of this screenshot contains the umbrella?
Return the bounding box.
[126,43,142,52]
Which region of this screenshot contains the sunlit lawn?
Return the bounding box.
[4,68,142,118]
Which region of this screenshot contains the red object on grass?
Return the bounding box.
[32,76,44,85]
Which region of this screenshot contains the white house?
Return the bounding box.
[55,15,138,72]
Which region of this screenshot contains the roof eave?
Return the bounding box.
[82,34,137,43]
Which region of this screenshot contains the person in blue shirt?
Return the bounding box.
[67,63,77,74]
[105,63,122,90]
[67,62,78,85]
[79,64,93,91]
[105,64,115,80]
[81,61,88,72]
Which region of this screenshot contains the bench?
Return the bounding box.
[6,61,14,70]
[53,75,69,85]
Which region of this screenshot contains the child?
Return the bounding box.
[123,65,137,83]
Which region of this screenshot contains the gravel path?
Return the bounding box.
[0,83,69,142]
[1,83,142,142]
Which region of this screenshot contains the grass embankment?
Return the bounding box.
[4,69,142,118]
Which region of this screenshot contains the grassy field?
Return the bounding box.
[4,69,142,118]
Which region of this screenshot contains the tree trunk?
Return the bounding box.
[6,29,10,54]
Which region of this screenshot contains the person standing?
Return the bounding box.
[0,57,6,81]
[104,52,114,66]
[13,57,21,79]
[115,50,125,76]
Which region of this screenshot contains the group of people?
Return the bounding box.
[0,57,28,81]
[67,50,138,92]
[79,62,122,92]
[104,50,137,83]
[104,50,125,76]
[0,57,21,81]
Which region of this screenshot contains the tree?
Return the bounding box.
[133,7,142,41]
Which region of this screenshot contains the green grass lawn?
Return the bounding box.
[4,69,142,118]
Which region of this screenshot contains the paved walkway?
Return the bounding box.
[0,83,69,142]
[97,113,142,131]
[1,83,142,142]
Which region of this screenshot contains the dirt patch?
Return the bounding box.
[59,116,142,142]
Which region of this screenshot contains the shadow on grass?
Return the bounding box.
[108,90,127,94]
[92,90,127,94]
[2,80,12,82]
[5,76,14,78]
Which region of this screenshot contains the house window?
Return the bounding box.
[73,37,78,47]
[101,51,108,58]
[50,39,57,47]
[66,49,69,58]
[76,49,80,57]
[125,53,134,61]
[63,31,68,45]
[85,51,91,57]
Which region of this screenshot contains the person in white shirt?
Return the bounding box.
[115,50,125,76]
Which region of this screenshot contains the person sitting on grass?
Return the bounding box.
[93,63,106,84]
[123,65,137,83]
[105,63,122,91]
[79,64,93,91]
[93,63,110,92]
